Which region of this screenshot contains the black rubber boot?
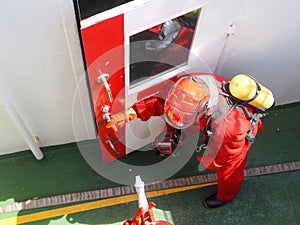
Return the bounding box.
[203,193,226,209]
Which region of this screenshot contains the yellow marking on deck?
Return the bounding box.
[0,182,217,225]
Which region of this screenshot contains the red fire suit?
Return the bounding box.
[198,74,263,202]
[133,74,263,203]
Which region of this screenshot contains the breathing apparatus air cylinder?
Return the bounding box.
[229,74,275,110]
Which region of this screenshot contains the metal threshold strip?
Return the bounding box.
[0,161,299,214]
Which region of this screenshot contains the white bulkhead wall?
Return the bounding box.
[0,0,96,155]
[0,0,299,156]
[217,0,300,105]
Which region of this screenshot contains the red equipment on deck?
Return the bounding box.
[123,176,172,225]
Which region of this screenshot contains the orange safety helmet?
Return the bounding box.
[164,75,210,129]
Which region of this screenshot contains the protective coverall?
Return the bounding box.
[133,74,263,203]
[198,74,263,202]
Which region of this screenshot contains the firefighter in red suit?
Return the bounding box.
[133,73,266,208]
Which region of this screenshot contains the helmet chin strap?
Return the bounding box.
[196,101,208,121]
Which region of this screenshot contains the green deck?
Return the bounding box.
[0,102,299,225]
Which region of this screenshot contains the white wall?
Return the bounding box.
[217,0,300,105]
[0,0,95,155]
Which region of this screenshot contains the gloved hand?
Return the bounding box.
[106,108,137,131]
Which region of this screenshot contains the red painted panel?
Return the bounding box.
[81,15,124,66]
[81,14,126,163]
